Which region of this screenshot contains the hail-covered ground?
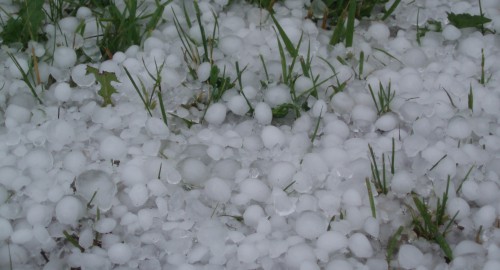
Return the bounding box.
[1,0,500,269]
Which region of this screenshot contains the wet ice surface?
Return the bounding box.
[1,0,500,269]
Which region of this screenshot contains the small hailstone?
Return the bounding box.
[261,125,285,149]
[227,95,250,116]
[285,244,316,268]
[197,62,211,82]
[205,103,227,125]
[100,135,127,160]
[54,47,77,69]
[368,22,390,42]
[446,197,470,220]
[0,217,13,241]
[474,205,496,229]
[442,25,461,41]
[219,35,243,56]
[108,243,132,265]
[254,102,272,125]
[294,76,314,95]
[204,177,231,203]
[240,179,271,203]
[391,171,415,195]
[237,243,260,263]
[55,196,84,225]
[447,116,471,139]
[95,218,117,234]
[348,233,373,258]
[264,85,291,107]
[243,205,265,227]
[342,189,362,207]
[295,211,327,240]
[178,158,208,185]
[326,260,353,270]
[398,244,424,269]
[317,231,348,254]
[128,184,148,207]
[54,82,72,102]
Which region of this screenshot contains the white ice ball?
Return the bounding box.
[54,47,77,69]
[108,243,132,265]
[205,103,227,125]
[295,211,327,240]
[55,196,84,225]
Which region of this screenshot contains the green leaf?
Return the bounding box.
[447,12,491,29]
[272,103,296,118]
[86,66,119,106]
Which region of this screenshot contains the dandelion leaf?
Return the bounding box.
[86,66,119,106]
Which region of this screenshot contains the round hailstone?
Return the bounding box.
[403,48,427,68]
[54,82,72,102]
[348,233,373,258]
[447,117,471,139]
[342,189,362,207]
[205,103,227,125]
[128,184,148,207]
[146,117,170,137]
[227,95,250,116]
[197,62,211,82]
[268,161,296,188]
[326,260,353,270]
[474,205,496,229]
[54,47,77,69]
[27,204,51,226]
[55,196,84,225]
[5,104,31,124]
[76,170,116,211]
[285,243,316,269]
[261,125,285,149]
[204,177,231,203]
[368,22,390,42]
[95,218,117,234]
[178,158,208,185]
[240,179,271,203]
[398,244,423,269]
[0,217,13,241]
[294,76,314,95]
[375,113,398,131]
[100,135,127,160]
[254,102,272,125]
[459,37,484,59]
[23,149,53,170]
[391,171,415,195]
[484,260,500,270]
[219,35,243,56]
[446,197,470,220]
[8,56,29,79]
[237,243,260,264]
[295,211,327,240]
[317,231,348,254]
[352,105,377,123]
[48,120,75,147]
[442,25,461,41]
[264,85,291,107]
[453,240,483,257]
[108,243,132,265]
[331,92,355,114]
[243,205,265,227]
[11,228,33,244]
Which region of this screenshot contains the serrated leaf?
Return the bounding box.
[86,66,119,106]
[447,12,491,29]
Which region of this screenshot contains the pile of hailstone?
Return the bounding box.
[1,0,500,269]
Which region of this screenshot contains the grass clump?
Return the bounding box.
[0,0,47,49]
[368,81,395,115]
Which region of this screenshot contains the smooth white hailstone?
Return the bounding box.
[205,103,227,125]
[300,261,320,270]
[403,134,428,157]
[261,125,285,149]
[474,205,496,229]
[237,243,260,263]
[391,171,415,195]
[368,22,390,42]
[442,25,461,40]
[459,37,484,59]
[55,196,84,225]
[342,189,362,207]
[128,184,148,207]
[312,100,327,117]
[54,82,72,102]
[331,92,355,114]
[76,7,92,19]
[146,117,169,137]
[461,181,479,201]
[27,204,51,226]
[0,218,13,241]
[48,120,75,147]
[375,113,398,131]
[240,179,271,202]
[352,105,377,123]
[403,48,427,68]
[54,47,77,69]
[446,197,470,220]
[197,62,211,82]
[295,76,314,95]
[219,35,243,55]
[295,211,327,239]
[227,95,250,116]
[264,85,291,107]
[76,170,116,211]
[285,243,316,268]
[179,158,208,185]
[243,205,265,227]
[254,102,273,125]
[447,117,471,139]
[398,244,423,269]
[268,161,296,188]
[23,149,53,170]
[326,260,353,270]
[242,86,257,99]
[364,217,379,238]
[0,244,28,266]
[348,233,373,258]
[484,260,500,270]
[100,135,127,160]
[5,104,31,124]
[317,231,348,253]
[95,218,117,234]
[108,243,132,265]
[454,240,483,256]
[204,177,231,203]
[11,228,33,244]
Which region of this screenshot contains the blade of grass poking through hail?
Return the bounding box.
[382,0,401,20]
[365,178,376,218]
[345,0,356,48]
[193,0,209,63]
[270,13,298,58]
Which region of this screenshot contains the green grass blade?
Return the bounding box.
[157,90,168,126]
[391,137,395,174]
[382,0,401,20]
[194,0,209,62]
[456,165,474,193]
[386,226,404,264]
[123,66,152,116]
[270,13,297,57]
[345,0,356,47]
[366,178,376,218]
